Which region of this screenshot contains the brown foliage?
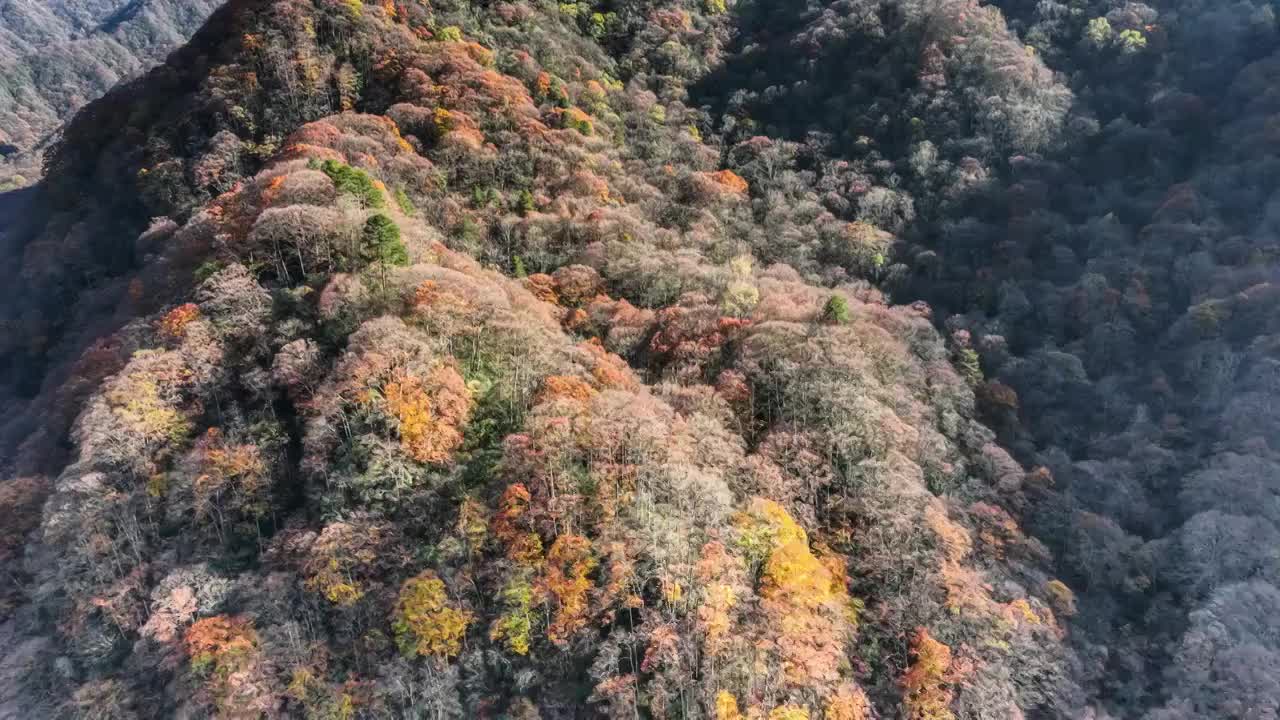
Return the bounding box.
[552,264,604,307]
[190,427,270,529]
[0,476,48,562]
[524,273,559,304]
[296,520,409,606]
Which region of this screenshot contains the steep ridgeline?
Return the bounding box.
[695,0,1280,717]
[0,0,1088,718]
[0,0,222,190]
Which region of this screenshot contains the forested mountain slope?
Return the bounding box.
[0,0,1276,718]
[694,1,1280,716]
[0,0,222,189]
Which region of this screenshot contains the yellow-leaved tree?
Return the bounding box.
[392,570,472,658]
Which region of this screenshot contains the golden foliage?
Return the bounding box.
[924,501,972,564]
[322,578,365,606]
[509,532,545,565]
[392,571,473,658]
[926,501,998,617]
[287,682,353,720]
[938,562,988,616]
[1003,598,1041,625]
[768,707,811,720]
[734,497,808,564]
[104,358,192,448]
[698,582,734,640]
[383,373,434,458]
[762,539,841,610]
[659,576,684,605]
[461,42,495,67]
[560,107,595,135]
[305,548,366,605]
[301,521,399,607]
[715,691,743,720]
[1045,579,1077,617]
[760,542,852,687]
[457,497,489,553]
[489,484,543,655]
[382,366,471,464]
[538,533,597,645]
[737,498,857,690]
[433,107,455,135]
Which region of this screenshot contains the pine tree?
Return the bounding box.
[361,214,409,267]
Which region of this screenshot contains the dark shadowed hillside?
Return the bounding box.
[0,1,1277,718]
[0,0,222,189]
[692,0,1280,716]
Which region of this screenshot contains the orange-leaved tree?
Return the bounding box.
[901,627,956,720]
[383,365,472,464]
[537,533,597,645]
[184,615,276,716]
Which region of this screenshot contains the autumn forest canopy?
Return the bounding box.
[0,0,1278,718]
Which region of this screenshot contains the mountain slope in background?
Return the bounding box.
[2,0,1280,718]
[0,0,221,189]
